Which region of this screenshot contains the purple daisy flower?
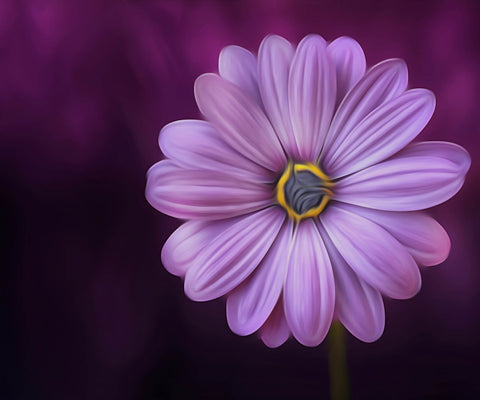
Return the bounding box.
[146,34,470,347]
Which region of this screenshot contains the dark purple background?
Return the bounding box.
[1,0,479,399]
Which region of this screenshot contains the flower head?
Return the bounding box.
[146,35,470,347]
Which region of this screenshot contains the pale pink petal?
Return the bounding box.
[195,73,286,172]
[184,207,285,302]
[284,219,335,347]
[321,204,421,299]
[322,59,408,168]
[338,203,451,267]
[327,36,366,106]
[145,160,273,220]
[159,119,273,182]
[257,35,299,159]
[227,220,294,336]
[288,34,336,161]
[335,141,471,211]
[161,217,241,277]
[218,45,262,107]
[260,297,290,348]
[326,89,435,177]
[317,221,385,342]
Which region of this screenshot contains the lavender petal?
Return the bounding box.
[337,203,451,266]
[321,204,421,299]
[195,73,286,172]
[257,35,299,159]
[322,59,408,168]
[284,219,335,346]
[327,36,366,107]
[161,217,241,277]
[227,219,293,336]
[326,89,435,177]
[288,34,336,162]
[318,220,385,342]
[145,160,273,220]
[260,297,290,348]
[159,119,273,182]
[335,141,471,211]
[219,45,263,107]
[184,207,285,301]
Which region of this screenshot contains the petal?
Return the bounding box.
[195,73,286,172]
[288,34,336,161]
[317,221,385,342]
[161,217,241,277]
[260,297,290,348]
[284,219,335,347]
[227,219,294,336]
[321,204,421,299]
[322,59,408,169]
[335,141,471,211]
[325,89,435,177]
[327,36,366,106]
[146,160,273,220]
[159,119,272,182]
[338,203,451,267]
[184,207,285,301]
[257,35,299,159]
[218,45,262,107]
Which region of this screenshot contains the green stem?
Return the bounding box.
[328,321,350,400]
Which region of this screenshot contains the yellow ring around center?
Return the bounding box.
[276,162,333,222]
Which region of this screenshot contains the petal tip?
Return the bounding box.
[459,147,472,175]
[357,325,385,343]
[329,35,362,49]
[158,119,200,154]
[374,57,408,81]
[260,334,289,348]
[298,33,327,49]
[226,301,256,337]
[409,87,436,113]
[183,278,210,302]
[260,33,290,46]
[193,73,219,104]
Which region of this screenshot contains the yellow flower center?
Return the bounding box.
[276,162,333,222]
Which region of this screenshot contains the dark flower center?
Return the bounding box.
[276,163,333,221]
[284,170,327,214]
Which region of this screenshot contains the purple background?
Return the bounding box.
[1,0,479,399]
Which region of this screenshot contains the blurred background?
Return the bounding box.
[1,0,479,398]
